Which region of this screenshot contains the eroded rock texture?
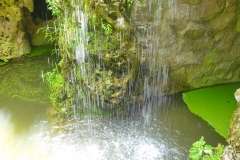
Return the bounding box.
[0,0,33,62]
[223,89,240,160]
[132,0,240,94]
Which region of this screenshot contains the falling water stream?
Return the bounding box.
[0,54,226,159]
[0,0,229,159]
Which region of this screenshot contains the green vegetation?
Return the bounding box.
[45,0,62,17]
[101,22,113,34]
[127,0,133,8]
[0,48,54,104]
[44,0,138,117]
[44,65,64,112]
[189,137,224,160]
[183,83,240,138]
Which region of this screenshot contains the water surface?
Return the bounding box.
[0,96,226,160]
[0,55,226,160]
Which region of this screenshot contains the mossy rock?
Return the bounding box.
[31,20,55,46]
[0,46,57,104]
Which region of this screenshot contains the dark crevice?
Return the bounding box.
[31,0,52,21]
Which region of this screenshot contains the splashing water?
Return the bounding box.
[0,93,226,160]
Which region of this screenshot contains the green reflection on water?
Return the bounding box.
[183,83,240,138]
[0,47,228,159]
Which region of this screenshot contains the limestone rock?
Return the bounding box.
[173,51,199,67]
[227,37,240,60]
[222,145,235,160]
[213,61,235,76]
[200,0,225,21]
[235,18,240,32]
[235,89,240,102]
[225,0,238,13]
[166,3,190,25]
[192,37,213,51]
[189,5,201,21]
[155,24,176,48]
[179,22,204,39]
[23,0,34,12]
[226,89,240,160]
[208,11,237,33]
[131,0,240,94]
[0,0,33,62]
[178,0,202,5]
[213,31,236,51]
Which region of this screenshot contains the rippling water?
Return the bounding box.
[0,95,226,160]
[0,54,226,159]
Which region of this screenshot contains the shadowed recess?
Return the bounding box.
[28,45,56,57]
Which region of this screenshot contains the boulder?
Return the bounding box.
[30,20,55,46]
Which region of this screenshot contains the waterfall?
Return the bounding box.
[53,0,181,118]
[75,6,88,64]
[0,1,232,159]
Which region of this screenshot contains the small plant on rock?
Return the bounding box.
[189,136,224,160]
[44,65,64,112]
[101,22,113,34]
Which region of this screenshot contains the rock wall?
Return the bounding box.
[132,0,240,93]
[0,0,33,62]
[222,88,240,159]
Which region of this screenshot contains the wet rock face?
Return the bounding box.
[132,0,240,93]
[0,0,33,62]
[222,145,235,160]
[48,0,140,113]
[225,89,240,160]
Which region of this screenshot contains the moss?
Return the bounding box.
[44,0,140,118]
[235,18,240,32]
[178,0,201,5]
[44,66,64,112]
[0,54,57,104]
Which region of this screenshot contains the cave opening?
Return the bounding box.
[31,0,53,21]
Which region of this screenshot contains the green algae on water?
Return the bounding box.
[27,45,56,58]
[183,83,240,139]
[0,60,6,66]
